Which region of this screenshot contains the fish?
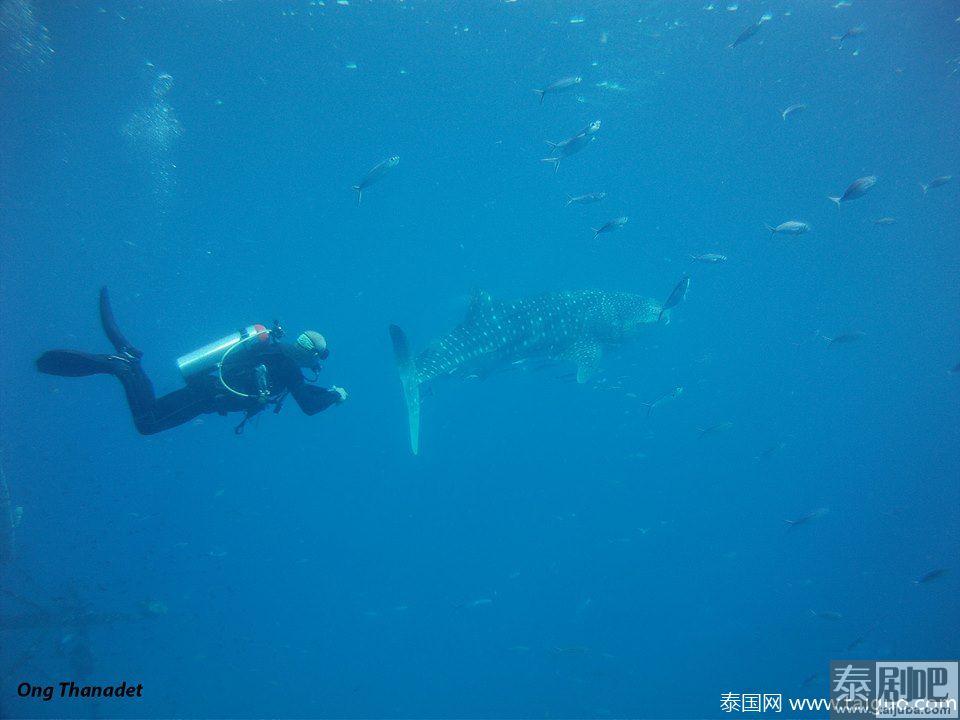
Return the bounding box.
[690,253,727,263]
[781,103,806,120]
[566,192,606,206]
[766,221,810,236]
[463,597,493,608]
[809,609,843,621]
[542,120,601,171]
[784,507,829,527]
[846,618,883,651]
[697,420,733,439]
[595,80,627,92]
[0,464,14,563]
[352,155,400,205]
[641,386,684,418]
[591,216,628,240]
[659,275,690,322]
[835,25,863,47]
[727,21,762,48]
[820,330,866,345]
[576,119,602,137]
[389,289,665,454]
[457,594,490,609]
[913,568,948,584]
[846,634,866,651]
[142,600,168,616]
[534,76,582,104]
[552,645,590,655]
[873,217,896,226]
[754,440,787,461]
[828,175,876,208]
[920,175,952,195]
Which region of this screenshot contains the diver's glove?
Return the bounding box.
[331,386,348,403]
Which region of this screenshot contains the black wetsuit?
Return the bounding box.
[36,288,342,435]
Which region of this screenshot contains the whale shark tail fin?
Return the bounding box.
[389,324,421,455]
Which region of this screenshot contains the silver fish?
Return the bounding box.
[542,120,601,172]
[809,609,843,621]
[785,507,829,527]
[836,25,863,47]
[352,155,400,205]
[755,440,787,461]
[578,119,602,136]
[697,420,733,439]
[728,21,762,49]
[914,568,948,584]
[690,253,727,263]
[821,330,866,345]
[781,103,806,120]
[766,220,810,236]
[659,275,691,323]
[534,75,582,104]
[595,80,627,92]
[566,192,606,206]
[920,175,952,195]
[828,175,876,207]
[873,217,896,226]
[591,216,628,240]
[641,386,684,418]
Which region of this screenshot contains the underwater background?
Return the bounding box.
[1,1,958,718]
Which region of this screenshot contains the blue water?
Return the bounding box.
[1,1,958,718]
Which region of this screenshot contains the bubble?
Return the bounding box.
[122,72,184,199]
[0,0,53,75]
[152,72,173,97]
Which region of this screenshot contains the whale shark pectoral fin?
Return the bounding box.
[562,339,602,384]
[389,324,420,455]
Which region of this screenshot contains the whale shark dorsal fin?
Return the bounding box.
[564,339,602,383]
[465,288,494,323]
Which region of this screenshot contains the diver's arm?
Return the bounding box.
[290,383,345,415]
[272,355,345,415]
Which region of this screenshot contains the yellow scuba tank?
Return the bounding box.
[176,324,270,381]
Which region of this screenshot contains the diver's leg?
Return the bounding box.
[111,359,213,434]
[146,386,214,433]
[99,287,142,359]
[38,349,210,435]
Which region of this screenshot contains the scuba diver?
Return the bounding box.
[36,288,347,435]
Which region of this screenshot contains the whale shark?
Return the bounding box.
[389,288,670,454]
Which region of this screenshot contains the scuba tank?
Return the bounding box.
[176,324,271,381]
